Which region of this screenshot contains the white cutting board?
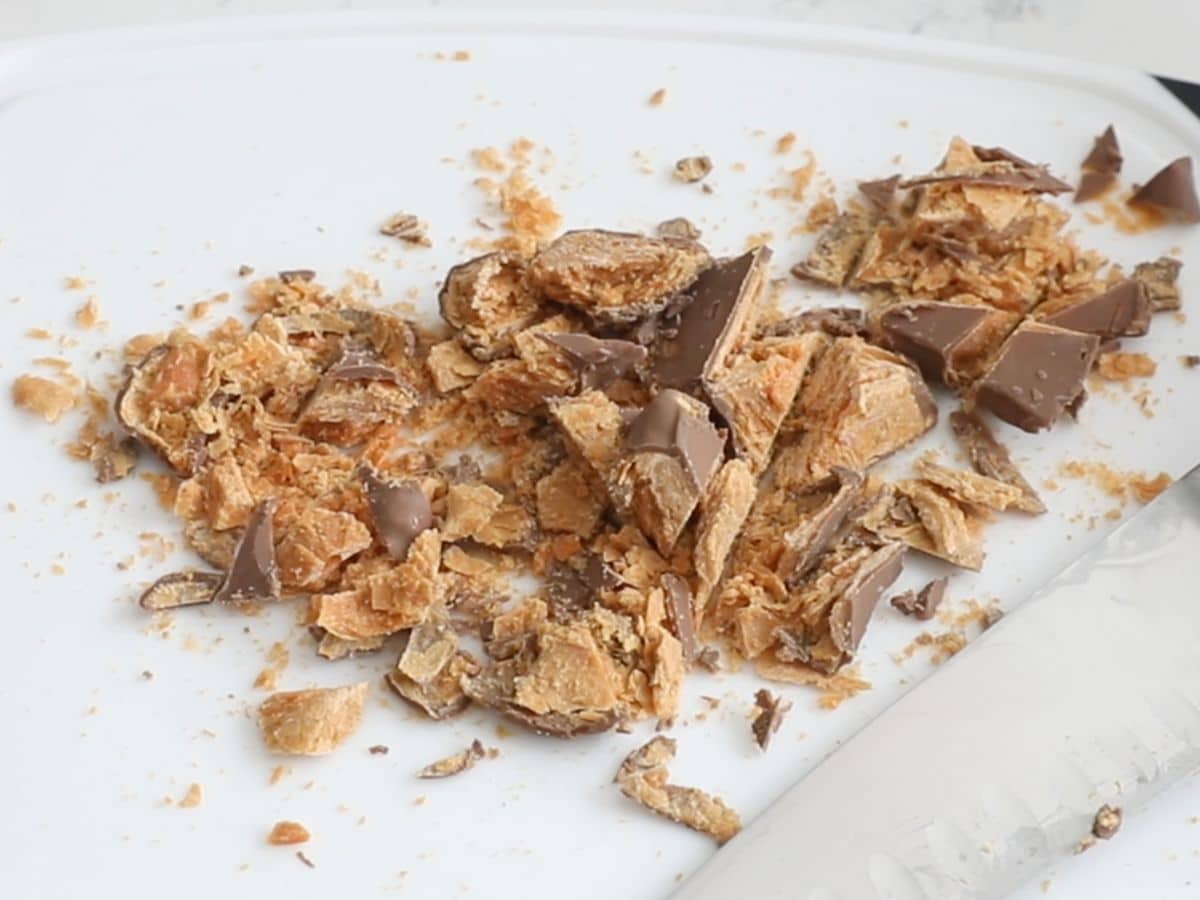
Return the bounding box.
[1,12,1199,900]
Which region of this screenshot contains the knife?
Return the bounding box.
[672,462,1200,900]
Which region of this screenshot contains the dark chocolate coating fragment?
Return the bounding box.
[827,542,905,655]
[653,247,768,389]
[539,333,647,391]
[972,321,1100,433]
[661,573,699,662]
[891,576,948,620]
[879,303,992,383]
[213,500,280,605]
[625,389,724,492]
[1042,280,1150,340]
[359,467,433,560]
[1129,157,1200,223]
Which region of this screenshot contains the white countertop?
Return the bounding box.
[2,2,1199,898]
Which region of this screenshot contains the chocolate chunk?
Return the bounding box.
[438,251,540,361]
[653,247,769,389]
[1082,126,1122,175]
[1075,171,1117,203]
[139,571,221,611]
[891,576,947,620]
[948,410,1045,513]
[546,556,621,620]
[750,688,791,751]
[879,301,1007,386]
[661,573,699,662]
[213,500,280,605]
[1133,256,1184,312]
[972,321,1100,433]
[1041,279,1150,340]
[903,146,1072,194]
[539,333,647,391]
[625,389,724,491]
[358,468,432,560]
[760,306,869,339]
[1129,157,1200,223]
[780,468,865,585]
[858,175,901,210]
[827,542,904,655]
[324,348,402,383]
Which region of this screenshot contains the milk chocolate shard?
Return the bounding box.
[971,320,1100,433]
[527,230,711,325]
[858,175,902,210]
[915,456,1041,514]
[661,573,700,662]
[902,142,1073,195]
[1039,279,1150,340]
[1133,257,1184,312]
[774,338,937,487]
[778,468,865,586]
[828,541,905,657]
[1129,156,1200,224]
[213,500,280,605]
[538,332,647,391]
[790,211,877,287]
[705,332,826,474]
[299,348,416,444]
[751,689,792,751]
[1082,125,1122,175]
[139,570,221,611]
[761,306,869,339]
[891,576,948,620]
[1075,171,1116,203]
[612,390,725,554]
[693,459,756,620]
[359,467,433,560]
[437,251,541,361]
[879,301,1020,388]
[115,338,215,475]
[653,247,770,390]
[948,409,1045,513]
[259,682,368,756]
[615,736,742,845]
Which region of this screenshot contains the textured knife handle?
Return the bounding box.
[673,469,1200,900]
[1157,76,1200,119]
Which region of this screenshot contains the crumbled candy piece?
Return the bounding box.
[948,410,1045,514]
[528,230,711,325]
[379,212,432,246]
[259,682,368,756]
[673,155,713,183]
[615,736,741,845]
[417,739,487,778]
[751,688,792,750]
[12,374,77,423]
[139,570,220,611]
[438,251,541,361]
[891,576,947,620]
[267,821,311,845]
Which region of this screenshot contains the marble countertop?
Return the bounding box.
[1,2,1198,899]
[2,0,1199,82]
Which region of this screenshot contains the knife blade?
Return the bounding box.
[672,464,1200,900]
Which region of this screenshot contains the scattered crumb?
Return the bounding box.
[1096,352,1156,381]
[268,764,290,785]
[12,374,77,423]
[674,156,713,184]
[368,744,389,755]
[267,821,310,845]
[452,50,471,62]
[648,88,666,107]
[237,264,254,277]
[1092,804,1123,839]
[178,782,204,808]
[295,850,316,869]
[776,132,797,154]
[75,297,102,329]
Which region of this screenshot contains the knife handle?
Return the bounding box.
[672,469,1200,900]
